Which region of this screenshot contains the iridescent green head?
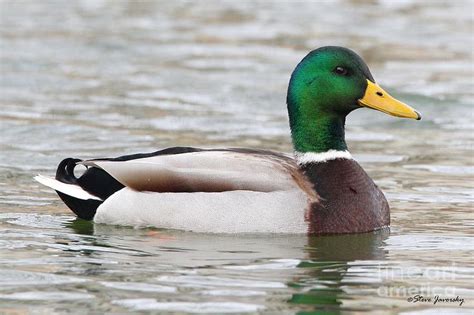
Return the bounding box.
[287,46,420,153]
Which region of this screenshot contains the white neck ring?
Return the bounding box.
[294,150,353,165]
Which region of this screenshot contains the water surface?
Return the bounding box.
[0,0,473,314]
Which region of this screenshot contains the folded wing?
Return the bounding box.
[81,149,308,193]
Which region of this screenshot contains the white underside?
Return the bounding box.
[95,187,309,234]
[294,150,352,165]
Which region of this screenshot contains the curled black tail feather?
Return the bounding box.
[54,158,124,221]
[56,158,82,184]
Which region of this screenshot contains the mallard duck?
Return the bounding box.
[35,46,420,235]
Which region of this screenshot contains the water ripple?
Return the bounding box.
[0,270,86,287]
[155,275,286,288]
[0,291,94,301]
[112,299,265,313]
[100,281,177,293]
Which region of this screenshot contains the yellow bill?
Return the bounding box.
[358,80,421,120]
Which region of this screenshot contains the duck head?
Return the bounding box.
[287,46,421,153]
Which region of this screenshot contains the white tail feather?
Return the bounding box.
[34,175,102,201]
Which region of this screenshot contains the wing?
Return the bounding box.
[80,149,311,194]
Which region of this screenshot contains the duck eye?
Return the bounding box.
[334,66,349,76]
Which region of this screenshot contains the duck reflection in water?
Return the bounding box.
[289,230,389,314]
[65,218,389,313]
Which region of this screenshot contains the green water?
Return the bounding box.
[0,0,472,314]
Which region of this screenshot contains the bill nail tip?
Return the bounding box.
[415,110,422,120]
